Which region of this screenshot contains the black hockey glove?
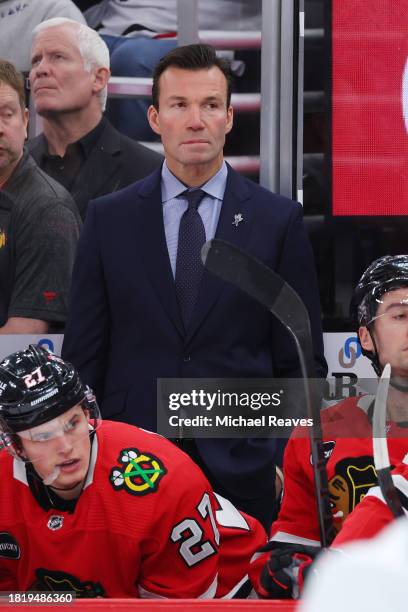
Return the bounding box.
[258,543,322,599]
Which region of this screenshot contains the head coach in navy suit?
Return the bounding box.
[62,44,327,529]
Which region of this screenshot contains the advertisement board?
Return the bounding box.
[332,0,408,215]
[0,333,375,395]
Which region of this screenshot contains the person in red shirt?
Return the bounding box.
[250,254,408,598]
[0,345,266,598]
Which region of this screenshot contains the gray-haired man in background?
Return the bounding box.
[28,18,162,219]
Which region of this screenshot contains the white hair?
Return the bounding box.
[33,18,110,111]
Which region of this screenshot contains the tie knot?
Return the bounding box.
[183,189,206,210]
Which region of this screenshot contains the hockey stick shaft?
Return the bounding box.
[373,363,404,518]
[202,239,335,546]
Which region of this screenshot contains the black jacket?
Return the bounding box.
[28,118,163,219]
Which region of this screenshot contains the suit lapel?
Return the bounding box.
[133,165,253,342]
[186,166,253,341]
[135,170,185,337]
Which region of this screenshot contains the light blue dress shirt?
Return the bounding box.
[161,160,227,277]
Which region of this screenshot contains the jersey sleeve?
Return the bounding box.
[138,464,219,599]
[270,435,321,546]
[332,488,395,548]
[213,494,267,598]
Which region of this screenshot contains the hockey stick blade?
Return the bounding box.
[373,363,404,518]
[202,239,313,377]
[202,238,335,546]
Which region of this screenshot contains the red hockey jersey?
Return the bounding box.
[270,395,408,546]
[0,421,266,598]
[333,459,408,547]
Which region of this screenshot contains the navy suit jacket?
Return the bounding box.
[62,164,326,502]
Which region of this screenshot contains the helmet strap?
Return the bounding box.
[389,377,408,393]
[360,324,382,376]
[49,481,84,493]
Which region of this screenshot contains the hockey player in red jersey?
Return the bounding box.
[0,345,266,598]
[250,254,408,598]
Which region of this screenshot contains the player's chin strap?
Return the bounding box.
[373,363,408,517]
[389,377,408,393]
[42,467,61,486]
[364,324,382,377]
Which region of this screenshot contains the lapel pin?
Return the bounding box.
[232,213,243,227]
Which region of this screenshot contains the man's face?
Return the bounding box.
[359,287,408,377]
[30,26,99,116]
[0,83,27,178]
[148,66,233,179]
[20,404,91,497]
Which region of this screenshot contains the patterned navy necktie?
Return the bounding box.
[175,189,207,329]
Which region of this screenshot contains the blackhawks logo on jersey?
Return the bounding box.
[328,455,378,533]
[32,569,105,598]
[110,448,167,496]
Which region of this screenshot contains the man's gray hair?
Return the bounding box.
[33,18,110,111]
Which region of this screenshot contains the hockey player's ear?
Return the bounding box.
[358,326,374,352]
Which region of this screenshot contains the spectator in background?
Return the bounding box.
[28,18,162,220]
[0,0,86,73]
[82,0,261,140]
[0,59,81,333]
[62,44,326,530]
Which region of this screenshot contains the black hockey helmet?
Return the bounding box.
[0,345,98,437]
[350,255,408,374]
[350,255,408,328]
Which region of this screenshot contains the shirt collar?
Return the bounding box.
[42,116,106,160]
[161,160,228,204]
